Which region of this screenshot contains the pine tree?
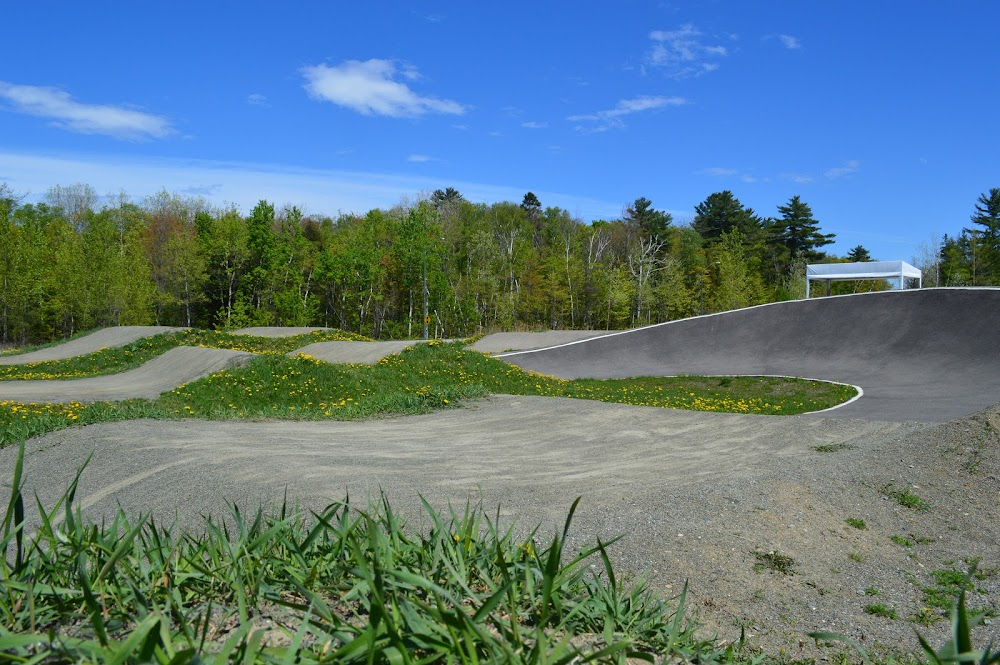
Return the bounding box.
[770,196,834,261]
[692,191,762,242]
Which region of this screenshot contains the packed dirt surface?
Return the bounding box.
[0,346,253,403]
[5,395,997,658]
[503,289,1000,423]
[471,330,617,353]
[293,341,424,364]
[231,326,332,337]
[0,326,184,365]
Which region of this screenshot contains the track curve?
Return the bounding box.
[500,289,1000,423]
[0,326,185,365]
[0,346,254,403]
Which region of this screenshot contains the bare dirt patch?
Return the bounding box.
[3,396,997,659]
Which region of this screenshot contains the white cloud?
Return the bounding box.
[699,167,738,177]
[407,154,433,163]
[521,121,548,129]
[568,95,686,131]
[778,34,801,49]
[786,173,815,184]
[247,93,269,107]
[0,149,626,221]
[646,24,728,78]
[301,60,466,117]
[825,160,860,179]
[0,81,174,141]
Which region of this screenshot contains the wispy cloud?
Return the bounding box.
[0,149,625,221]
[697,166,764,183]
[247,93,269,107]
[407,154,434,163]
[301,59,466,118]
[699,167,738,177]
[645,24,728,78]
[778,34,801,49]
[784,173,815,184]
[568,95,686,132]
[0,81,174,141]
[521,121,548,129]
[825,160,860,179]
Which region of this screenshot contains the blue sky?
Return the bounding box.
[1,1,997,262]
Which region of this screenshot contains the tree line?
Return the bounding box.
[0,181,994,345]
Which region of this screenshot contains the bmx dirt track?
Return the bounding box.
[501,288,1000,423]
[1,288,998,655]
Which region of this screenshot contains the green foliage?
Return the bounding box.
[864,604,898,619]
[847,245,872,262]
[0,179,851,347]
[159,342,856,421]
[882,485,930,511]
[846,517,867,530]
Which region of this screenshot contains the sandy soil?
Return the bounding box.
[4,395,997,658]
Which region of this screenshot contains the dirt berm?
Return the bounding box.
[501,288,1000,423]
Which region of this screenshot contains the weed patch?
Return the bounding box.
[864,604,898,619]
[882,485,930,511]
[753,550,795,575]
[812,442,854,453]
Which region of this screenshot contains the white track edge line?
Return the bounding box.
[496,287,999,359]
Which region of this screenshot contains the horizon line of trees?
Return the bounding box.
[1,181,996,346]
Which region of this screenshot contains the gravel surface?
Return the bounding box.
[4,395,996,658]
[0,346,254,403]
[0,326,185,365]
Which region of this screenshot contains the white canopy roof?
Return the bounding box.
[807,261,922,281]
[805,261,922,298]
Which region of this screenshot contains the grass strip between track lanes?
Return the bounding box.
[0,342,856,449]
[0,328,371,381]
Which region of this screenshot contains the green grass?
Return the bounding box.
[0,341,859,450]
[0,328,370,381]
[864,604,898,620]
[162,342,857,420]
[882,485,930,512]
[846,517,867,530]
[0,441,730,663]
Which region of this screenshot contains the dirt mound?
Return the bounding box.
[231,327,332,337]
[0,346,254,403]
[292,341,420,365]
[0,326,185,365]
